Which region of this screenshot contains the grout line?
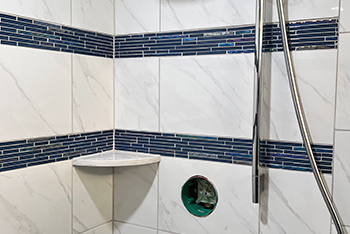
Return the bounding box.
[334,128,350,132]
[157,160,160,233]
[330,9,341,204]
[158,57,161,133]
[79,221,113,234]
[114,220,159,231]
[71,160,74,234]
[159,0,162,32]
[71,54,74,133]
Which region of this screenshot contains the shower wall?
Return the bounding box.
[333,0,350,231]
[0,0,114,233]
[114,0,345,233]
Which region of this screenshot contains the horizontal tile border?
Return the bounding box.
[0,12,338,59]
[115,129,333,174]
[0,130,113,172]
[0,12,113,58]
[115,18,338,58]
[0,129,333,173]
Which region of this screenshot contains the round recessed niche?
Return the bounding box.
[181,175,218,217]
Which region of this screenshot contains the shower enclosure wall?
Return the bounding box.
[0,0,348,233]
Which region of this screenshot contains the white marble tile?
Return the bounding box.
[114,222,157,234]
[160,0,338,32]
[0,161,72,234]
[264,0,339,23]
[331,224,350,234]
[333,131,350,226]
[81,222,113,234]
[73,167,113,234]
[114,164,159,229]
[115,0,159,35]
[0,45,71,142]
[160,0,255,31]
[259,168,332,234]
[72,55,113,133]
[158,157,258,234]
[261,50,337,144]
[72,0,114,34]
[160,55,254,138]
[336,34,350,130]
[0,0,70,25]
[340,0,350,32]
[115,58,159,132]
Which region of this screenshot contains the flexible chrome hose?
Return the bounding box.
[276,0,344,233]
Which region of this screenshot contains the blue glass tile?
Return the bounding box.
[1,18,34,28]
[33,20,60,29]
[0,164,27,172]
[17,17,32,24]
[227,26,255,32]
[0,26,17,33]
[0,22,25,30]
[18,42,61,51]
[0,13,17,20]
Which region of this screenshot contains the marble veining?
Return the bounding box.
[160,55,254,138]
[336,34,350,130]
[0,0,70,25]
[261,50,337,144]
[259,168,331,234]
[333,131,350,225]
[115,58,159,131]
[0,161,72,234]
[73,55,113,132]
[0,46,71,142]
[72,150,161,167]
[160,0,255,31]
[72,0,114,34]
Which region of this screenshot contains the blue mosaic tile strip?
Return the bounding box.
[0,13,113,58]
[115,18,338,58]
[115,129,333,174]
[0,130,113,172]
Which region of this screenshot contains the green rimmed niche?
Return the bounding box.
[181,175,218,217]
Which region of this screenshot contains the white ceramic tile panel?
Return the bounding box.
[158,157,258,234]
[113,222,157,234]
[0,45,71,142]
[160,0,255,31]
[264,0,339,23]
[0,0,70,25]
[340,0,350,32]
[160,54,254,138]
[72,55,114,133]
[73,167,113,234]
[259,168,332,234]
[115,58,159,132]
[115,0,159,35]
[331,224,350,234]
[0,161,72,234]
[333,131,350,226]
[261,50,337,144]
[336,34,350,130]
[114,164,158,229]
[72,0,114,34]
[160,0,338,32]
[81,222,113,234]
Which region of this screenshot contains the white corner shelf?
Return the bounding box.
[72,150,161,167]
